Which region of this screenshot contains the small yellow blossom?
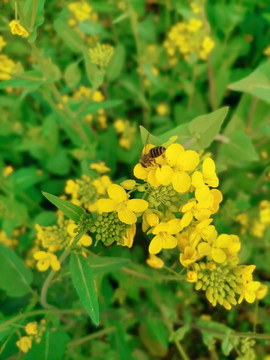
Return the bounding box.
[16,336,32,353]
[149,218,182,254]
[119,224,136,248]
[156,102,169,116]
[68,1,93,22]
[263,45,270,56]
[9,20,29,38]
[90,162,110,174]
[187,270,198,283]
[25,322,38,336]
[34,251,61,271]
[146,254,164,269]
[2,165,14,177]
[114,118,125,133]
[0,36,6,51]
[180,246,198,267]
[97,184,148,225]
[0,55,16,80]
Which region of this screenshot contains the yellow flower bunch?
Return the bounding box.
[0,37,16,81]
[89,43,114,68]
[122,137,267,310]
[164,14,214,63]
[65,174,112,212]
[114,118,136,150]
[0,230,18,248]
[33,211,93,272]
[9,20,29,38]
[68,1,98,24]
[16,320,46,353]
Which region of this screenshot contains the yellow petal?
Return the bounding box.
[36,260,50,271]
[195,185,213,207]
[33,251,48,260]
[147,169,160,187]
[245,291,256,303]
[97,199,116,212]
[155,165,173,185]
[182,150,200,171]
[172,171,191,193]
[192,171,204,188]
[167,219,182,234]
[133,163,148,180]
[127,199,148,213]
[216,234,232,248]
[181,211,193,228]
[118,208,137,225]
[166,143,184,166]
[79,234,93,247]
[108,184,127,202]
[149,235,163,254]
[163,234,178,249]
[211,248,226,263]
[197,242,211,256]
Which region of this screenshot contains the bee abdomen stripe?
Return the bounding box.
[150,146,166,158]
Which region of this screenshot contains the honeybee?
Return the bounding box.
[140,145,166,168]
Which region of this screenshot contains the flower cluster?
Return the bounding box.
[16,320,46,353]
[0,228,25,248]
[164,8,214,64]
[114,118,137,150]
[128,138,267,309]
[9,20,29,38]
[65,174,112,212]
[0,35,16,81]
[32,213,92,271]
[89,43,114,69]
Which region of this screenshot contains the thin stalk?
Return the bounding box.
[67,327,116,348]
[0,309,85,332]
[207,60,216,111]
[30,0,38,29]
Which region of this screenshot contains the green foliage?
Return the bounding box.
[0,0,269,358]
[70,253,99,325]
[0,244,33,297]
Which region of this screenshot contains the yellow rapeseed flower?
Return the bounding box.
[16,336,32,353]
[33,251,61,271]
[146,254,164,269]
[149,218,182,254]
[9,20,29,38]
[97,184,148,225]
[25,322,38,336]
[90,161,110,174]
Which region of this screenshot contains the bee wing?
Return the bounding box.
[142,132,150,155]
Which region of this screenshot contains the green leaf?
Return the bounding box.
[70,253,99,325]
[76,100,123,117]
[23,0,46,43]
[139,126,163,146]
[45,149,71,175]
[42,192,84,222]
[54,13,85,53]
[169,324,191,342]
[24,329,69,360]
[106,44,126,82]
[87,257,130,274]
[79,20,104,35]
[188,107,229,149]
[10,167,44,193]
[228,62,270,104]
[218,130,259,166]
[0,244,33,297]
[0,70,45,90]
[221,331,234,356]
[64,61,81,89]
